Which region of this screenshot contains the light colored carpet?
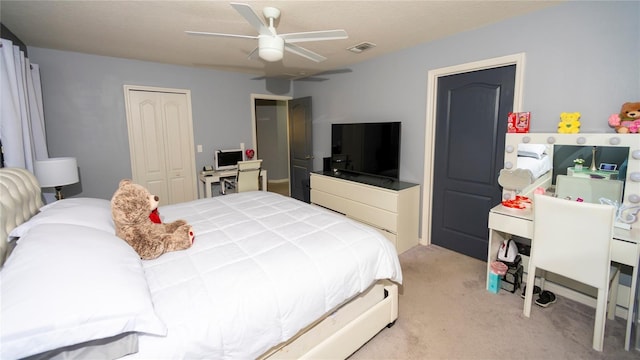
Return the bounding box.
[349,245,639,360]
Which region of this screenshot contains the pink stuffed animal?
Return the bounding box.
[609,102,640,133]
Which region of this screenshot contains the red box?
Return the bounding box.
[507,112,530,133]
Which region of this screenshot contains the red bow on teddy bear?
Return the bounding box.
[149,208,161,224]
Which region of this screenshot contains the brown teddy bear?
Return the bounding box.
[608,102,640,133]
[111,179,194,259]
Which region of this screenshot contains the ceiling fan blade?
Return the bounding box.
[280,30,348,43]
[316,68,353,76]
[230,2,274,36]
[247,47,259,60]
[185,31,257,40]
[284,43,326,62]
[288,68,352,81]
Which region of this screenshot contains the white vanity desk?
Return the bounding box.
[487,133,640,351]
[488,204,639,350]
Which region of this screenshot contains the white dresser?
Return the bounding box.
[310,172,420,254]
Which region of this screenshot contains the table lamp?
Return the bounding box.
[34,157,79,200]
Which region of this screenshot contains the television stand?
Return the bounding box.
[310,172,420,254]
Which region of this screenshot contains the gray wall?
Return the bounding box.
[28,48,292,199]
[295,1,640,183]
[29,1,639,200]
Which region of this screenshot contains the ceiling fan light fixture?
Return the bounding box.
[186,3,346,64]
[258,36,284,62]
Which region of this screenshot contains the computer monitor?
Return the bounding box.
[214,149,244,171]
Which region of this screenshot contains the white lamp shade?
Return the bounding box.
[34,157,79,188]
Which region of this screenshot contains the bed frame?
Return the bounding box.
[0,167,43,265]
[0,167,399,359]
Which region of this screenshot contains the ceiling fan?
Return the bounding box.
[185,2,348,63]
[252,68,353,81]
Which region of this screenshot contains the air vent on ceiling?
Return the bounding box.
[347,42,376,54]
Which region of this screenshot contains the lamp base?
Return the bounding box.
[589,146,598,171]
[54,186,64,200]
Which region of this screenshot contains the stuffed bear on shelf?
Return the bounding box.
[111,179,194,260]
[608,102,640,134]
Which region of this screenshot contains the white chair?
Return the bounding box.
[555,175,624,204]
[523,193,616,351]
[221,160,262,194]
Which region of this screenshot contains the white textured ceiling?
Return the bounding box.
[1,1,560,79]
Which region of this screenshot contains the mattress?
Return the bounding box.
[127,191,403,359]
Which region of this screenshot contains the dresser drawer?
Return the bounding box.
[377,229,397,249]
[311,174,398,212]
[488,212,533,238]
[311,189,398,233]
[611,239,637,267]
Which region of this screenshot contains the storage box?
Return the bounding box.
[507,112,530,133]
[488,272,501,294]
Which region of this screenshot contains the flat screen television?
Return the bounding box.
[214,149,244,171]
[331,122,401,180]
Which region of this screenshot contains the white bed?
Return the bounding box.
[0,168,402,360]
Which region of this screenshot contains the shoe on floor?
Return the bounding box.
[520,285,542,299]
[535,290,557,307]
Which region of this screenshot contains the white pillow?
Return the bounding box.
[0,223,167,359]
[517,143,547,160]
[9,197,115,238]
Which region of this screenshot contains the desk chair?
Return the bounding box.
[554,175,624,314]
[523,194,616,351]
[555,175,624,204]
[221,160,262,194]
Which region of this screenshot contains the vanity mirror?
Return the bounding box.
[501,133,640,227]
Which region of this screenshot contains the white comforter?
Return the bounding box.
[131,191,402,359]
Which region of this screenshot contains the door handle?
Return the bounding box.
[305,155,314,160]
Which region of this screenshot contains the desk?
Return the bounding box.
[198,170,268,198]
[487,204,640,350]
[567,166,619,180]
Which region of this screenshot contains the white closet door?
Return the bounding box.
[125,86,196,205]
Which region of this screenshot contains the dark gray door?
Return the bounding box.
[289,97,313,203]
[431,66,516,260]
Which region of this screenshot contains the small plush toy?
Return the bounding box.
[111,179,194,260]
[557,112,581,134]
[608,102,640,134]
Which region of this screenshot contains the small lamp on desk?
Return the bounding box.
[34,157,79,200]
